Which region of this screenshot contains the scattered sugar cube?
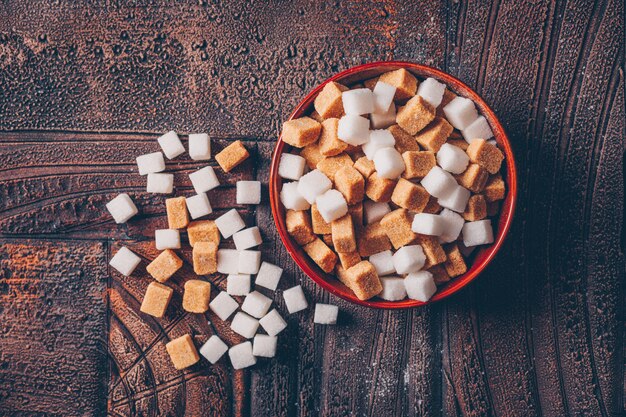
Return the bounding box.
[217,249,240,274]
[109,246,141,276]
[337,114,370,146]
[417,77,446,108]
[146,249,182,283]
[215,140,249,172]
[392,245,426,275]
[421,166,457,199]
[215,209,246,238]
[462,219,494,247]
[182,279,212,313]
[315,189,348,223]
[280,181,311,211]
[313,303,339,324]
[259,309,288,336]
[443,97,478,130]
[227,274,251,296]
[140,282,173,318]
[147,173,174,194]
[370,103,397,129]
[188,133,211,160]
[253,334,278,357]
[372,81,396,113]
[200,335,228,364]
[439,208,465,243]
[368,250,396,276]
[342,88,375,115]
[297,169,332,204]
[229,341,257,369]
[238,250,262,274]
[278,153,306,180]
[379,277,408,301]
[209,291,239,320]
[186,193,213,219]
[233,226,262,250]
[437,143,470,174]
[373,147,405,179]
[155,229,181,250]
[412,213,445,236]
[362,129,395,160]
[241,290,273,318]
[405,271,436,302]
[462,116,493,142]
[158,131,185,159]
[106,193,138,224]
[189,166,220,194]
[283,285,308,314]
[255,261,283,291]
[192,242,217,275]
[364,200,391,224]
[136,152,166,175]
[231,312,260,338]
[236,181,262,204]
[165,334,200,370]
[166,197,189,229]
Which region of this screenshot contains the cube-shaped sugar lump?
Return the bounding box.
[158,131,185,159]
[417,77,446,108]
[313,303,339,324]
[443,97,478,130]
[106,193,138,224]
[378,68,417,100]
[314,81,348,119]
[166,197,189,229]
[462,219,494,247]
[362,129,395,160]
[278,153,306,180]
[368,250,396,276]
[342,88,375,115]
[317,153,353,182]
[366,173,397,203]
[391,179,430,212]
[438,209,465,243]
[229,341,257,369]
[462,115,493,142]
[443,244,467,277]
[227,274,251,296]
[259,309,288,336]
[319,118,348,157]
[364,200,391,224]
[334,165,365,205]
[438,185,470,213]
[405,271,437,302]
[337,114,370,146]
[146,249,183,282]
[241,290,273,318]
[372,81,396,113]
[370,103,397,129]
[215,140,250,172]
[411,213,445,236]
[396,95,436,135]
[414,117,453,152]
[342,261,383,300]
[392,245,426,275]
[188,133,211,160]
[466,139,504,175]
[187,220,220,247]
[186,193,213,219]
[155,229,181,250]
[165,334,200,370]
[215,209,246,238]
[136,152,166,175]
[233,226,262,250]
[315,189,348,223]
[217,249,240,274]
[389,125,421,154]
[109,246,141,276]
[255,261,283,291]
[281,117,321,148]
[182,279,212,313]
[437,143,470,174]
[283,285,308,314]
[238,250,262,274]
[402,151,436,179]
[200,335,228,364]
[189,166,220,194]
[147,173,174,194]
[421,166,457,199]
[209,291,239,321]
[297,169,332,204]
[192,241,217,275]
[463,194,487,221]
[140,282,174,318]
[373,147,405,179]
[280,181,311,211]
[253,334,278,357]
[380,209,416,249]
[236,181,262,204]
[379,277,407,301]
[304,237,338,272]
[230,312,260,338]
[354,156,376,178]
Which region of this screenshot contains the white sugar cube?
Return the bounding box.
[231,312,260,338]
[405,271,436,302]
[315,189,348,223]
[337,114,370,146]
[236,181,261,204]
[155,229,181,250]
[227,274,251,296]
[372,81,396,113]
[188,133,211,160]
[297,170,332,204]
[342,88,375,115]
[217,249,240,274]
[259,309,288,336]
[421,166,457,199]
[392,245,426,275]
[417,77,446,108]
[186,193,213,219]
[253,334,278,358]
[189,166,220,194]
[462,219,494,247]
[362,129,395,160]
[373,147,405,179]
[109,246,141,276]
[438,185,470,213]
[255,262,283,291]
[368,250,395,276]
[411,213,445,236]
[379,277,407,301]
[215,209,246,238]
[364,201,391,224]
[278,153,306,180]
[280,181,311,211]
[157,131,185,159]
[462,116,493,143]
[136,152,165,175]
[283,285,308,314]
[436,143,470,174]
[146,173,174,194]
[241,290,273,318]
[199,335,228,364]
[106,193,138,224]
[443,97,478,130]
[229,341,257,369]
[238,250,262,274]
[313,303,339,324]
[209,291,239,321]
[438,209,465,243]
[370,103,397,129]
[233,226,262,250]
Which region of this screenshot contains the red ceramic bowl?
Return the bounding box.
[269,61,517,309]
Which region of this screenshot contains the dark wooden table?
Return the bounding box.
[0,1,623,416]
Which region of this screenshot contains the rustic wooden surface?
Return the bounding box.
[0,1,624,416]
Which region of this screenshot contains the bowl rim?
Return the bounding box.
[269,60,518,309]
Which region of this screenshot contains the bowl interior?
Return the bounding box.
[269,61,517,309]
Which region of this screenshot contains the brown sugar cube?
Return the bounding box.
[338,251,361,270]
[281,117,321,148]
[354,156,376,178]
[378,68,418,101]
[466,139,504,174]
[215,140,250,172]
[286,209,316,245]
[140,281,174,318]
[165,334,200,370]
[443,244,467,278]
[423,196,442,214]
[380,209,416,249]
[166,197,190,229]
[147,249,183,283]
[414,117,453,152]
[436,89,457,117]
[448,138,469,151]
[314,81,348,119]
[310,110,324,123]
[402,151,436,179]
[331,214,357,253]
[463,195,487,222]
[363,76,380,90]
[192,241,217,275]
[396,96,436,136]
[322,234,334,248]
[182,279,212,313]
[311,204,332,234]
[187,220,220,247]
[319,118,348,157]
[300,142,324,169]
[357,222,392,257]
[348,203,364,227]
[388,124,420,153]
[484,174,506,202]
[335,165,365,205]
[303,237,338,273]
[365,173,396,203]
[456,163,489,193]
[391,178,430,212]
[429,265,451,285]
[487,201,500,217]
[415,235,447,267]
[316,153,353,182]
[343,261,383,300]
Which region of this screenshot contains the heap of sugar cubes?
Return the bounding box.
[279,68,506,303]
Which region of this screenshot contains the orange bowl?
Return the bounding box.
[269,61,517,309]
